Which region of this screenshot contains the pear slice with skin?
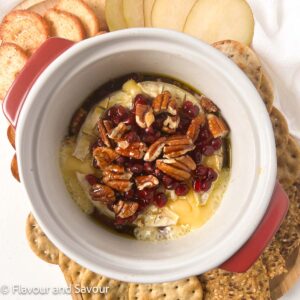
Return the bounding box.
[144,0,155,27]
[151,0,197,31]
[183,0,254,45]
[123,0,144,27]
[105,0,127,31]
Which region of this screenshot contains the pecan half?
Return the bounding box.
[156,155,196,181]
[162,115,180,133]
[200,96,219,113]
[163,136,195,158]
[152,91,177,115]
[135,175,159,190]
[89,184,115,204]
[144,137,167,162]
[207,114,229,138]
[113,200,139,219]
[69,107,87,135]
[102,165,133,192]
[115,142,148,160]
[187,113,206,142]
[108,122,130,140]
[135,103,155,128]
[93,147,120,169]
[97,120,112,147]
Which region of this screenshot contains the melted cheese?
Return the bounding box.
[167,169,230,228]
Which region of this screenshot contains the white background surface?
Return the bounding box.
[0,0,299,299]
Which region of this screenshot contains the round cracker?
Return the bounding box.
[7,125,16,149]
[81,269,129,300]
[59,252,86,285]
[26,213,59,264]
[259,72,274,112]
[55,0,99,37]
[277,136,300,189]
[28,0,59,16]
[14,0,45,10]
[128,277,203,300]
[0,43,28,100]
[270,107,289,157]
[45,9,86,42]
[82,0,107,31]
[0,10,49,54]
[11,154,20,182]
[213,40,263,89]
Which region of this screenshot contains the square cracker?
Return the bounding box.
[200,258,270,299]
[262,238,287,280]
[128,277,203,300]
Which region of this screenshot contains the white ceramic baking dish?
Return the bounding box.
[3,29,288,283]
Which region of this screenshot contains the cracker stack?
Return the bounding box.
[2,1,300,299]
[0,0,108,101]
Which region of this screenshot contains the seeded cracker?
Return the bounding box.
[128,277,203,300]
[26,213,59,264]
[200,258,270,299]
[258,72,274,113]
[270,107,289,157]
[262,238,287,280]
[277,136,300,189]
[213,40,263,89]
[81,269,129,300]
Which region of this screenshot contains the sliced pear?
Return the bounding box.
[183,0,254,45]
[138,81,202,110]
[151,0,197,31]
[134,224,191,241]
[143,0,155,27]
[105,0,127,31]
[123,0,144,27]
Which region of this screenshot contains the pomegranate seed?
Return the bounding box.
[144,162,155,173]
[195,165,208,177]
[154,169,164,179]
[201,181,212,192]
[124,132,140,143]
[191,150,202,164]
[175,183,189,196]
[211,138,222,150]
[134,94,148,107]
[198,126,212,141]
[123,113,135,125]
[154,193,168,208]
[207,168,218,182]
[137,188,155,201]
[129,163,144,174]
[116,105,128,119]
[85,174,99,185]
[145,126,155,135]
[187,105,200,119]
[178,117,191,133]
[115,156,126,165]
[193,179,202,192]
[124,190,135,200]
[183,101,194,111]
[162,175,175,189]
[202,145,215,156]
[106,106,117,119]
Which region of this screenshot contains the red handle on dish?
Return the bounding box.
[2,38,74,128]
[220,182,289,273]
